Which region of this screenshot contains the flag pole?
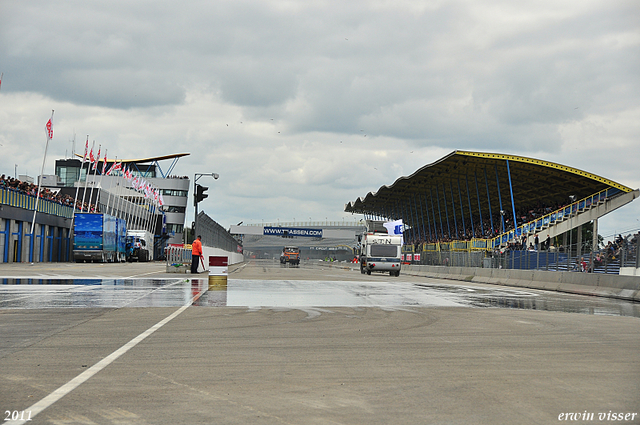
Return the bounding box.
[96,149,107,212]
[88,144,101,212]
[105,155,115,215]
[70,136,89,230]
[81,140,94,212]
[31,110,54,254]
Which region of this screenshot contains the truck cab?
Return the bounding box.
[126,230,154,262]
[280,246,300,266]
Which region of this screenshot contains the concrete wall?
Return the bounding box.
[193,245,242,272]
[620,267,640,277]
[402,264,640,302]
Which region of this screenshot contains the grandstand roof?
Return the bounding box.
[75,152,190,164]
[344,150,634,217]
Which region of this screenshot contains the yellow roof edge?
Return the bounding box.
[456,150,633,192]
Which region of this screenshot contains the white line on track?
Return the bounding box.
[7,286,203,425]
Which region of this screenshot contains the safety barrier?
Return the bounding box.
[164,245,191,273]
[0,186,74,218]
[165,245,191,264]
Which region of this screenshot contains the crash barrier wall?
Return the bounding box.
[165,244,243,273]
[401,264,640,302]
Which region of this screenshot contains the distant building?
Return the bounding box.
[50,153,190,246]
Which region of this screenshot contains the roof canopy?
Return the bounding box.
[75,152,190,164]
[345,150,633,219]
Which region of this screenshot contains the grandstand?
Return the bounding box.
[345,150,639,272]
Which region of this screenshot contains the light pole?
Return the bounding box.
[193,172,219,239]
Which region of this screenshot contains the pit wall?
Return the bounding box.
[401,264,640,303]
[201,245,243,269]
[166,245,243,273]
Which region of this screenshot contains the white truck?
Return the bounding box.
[359,232,403,276]
[126,230,154,262]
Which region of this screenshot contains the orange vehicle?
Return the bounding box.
[280,246,300,266]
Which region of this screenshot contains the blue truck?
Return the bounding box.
[73,213,127,262]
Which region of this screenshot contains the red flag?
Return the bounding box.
[83,137,89,161]
[101,151,107,175]
[93,145,101,171]
[89,147,95,163]
[111,161,122,174]
[0,72,3,91]
[45,111,54,140]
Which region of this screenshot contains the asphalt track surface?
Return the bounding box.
[0,260,639,424]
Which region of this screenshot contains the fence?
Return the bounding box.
[195,212,242,254]
[403,232,639,275]
[165,245,192,265]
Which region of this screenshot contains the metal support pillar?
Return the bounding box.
[506,160,518,234]
[433,186,444,240]
[495,164,505,235]
[484,167,494,236]
[465,174,475,238]
[449,180,459,238]
[440,183,451,239]
[456,178,466,237]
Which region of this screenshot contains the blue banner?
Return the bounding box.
[263,226,323,238]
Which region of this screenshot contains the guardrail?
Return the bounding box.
[165,245,191,264]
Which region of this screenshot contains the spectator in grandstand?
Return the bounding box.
[580,257,588,272]
[594,253,603,267]
[534,234,539,251]
[544,234,551,250]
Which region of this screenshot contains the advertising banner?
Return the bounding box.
[263,226,323,238]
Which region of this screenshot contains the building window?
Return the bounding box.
[166,224,184,234]
[161,189,188,197]
[55,165,80,187]
[164,206,186,213]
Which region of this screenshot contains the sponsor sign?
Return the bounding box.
[263,226,323,238]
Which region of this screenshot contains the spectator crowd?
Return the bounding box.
[0,174,97,212]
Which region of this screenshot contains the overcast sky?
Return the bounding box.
[1,0,638,240]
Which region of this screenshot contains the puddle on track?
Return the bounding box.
[1,277,638,317]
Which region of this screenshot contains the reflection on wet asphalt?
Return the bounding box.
[0,278,207,309]
[1,277,638,317]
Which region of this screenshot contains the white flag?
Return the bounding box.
[383,219,404,236]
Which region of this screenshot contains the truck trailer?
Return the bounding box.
[359,232,402,276]
[73,213,127,262]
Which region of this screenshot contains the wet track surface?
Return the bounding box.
[1,262,639,425]
[1,275,639,317]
